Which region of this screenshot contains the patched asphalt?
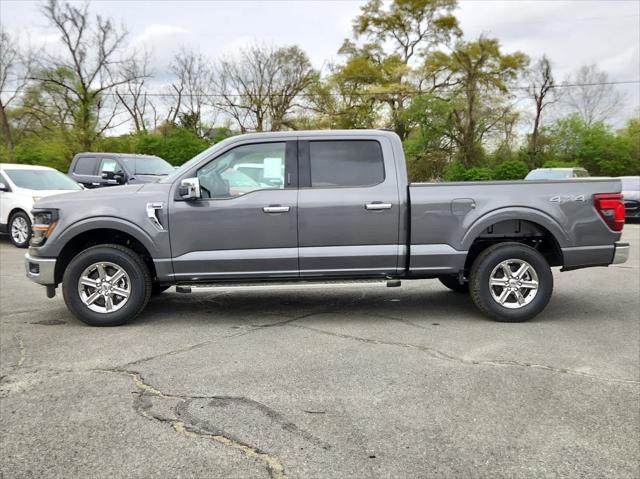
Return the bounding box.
[1,225,639,478]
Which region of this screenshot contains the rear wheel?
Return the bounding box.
[469,242,553,322]
[62,244,152,326]
[9,211,31,248]
[438,275,469,293]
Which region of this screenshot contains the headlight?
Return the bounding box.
[30,209,59,247]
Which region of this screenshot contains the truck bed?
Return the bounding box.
[407,179,623,274]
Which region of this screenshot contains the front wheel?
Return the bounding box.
[469,242,553,323]
[62,244,152,326]
[9,211,31,248]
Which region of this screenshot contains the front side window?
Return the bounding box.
[99,158,121,173]
[197,142,286,199]
[309,140,384,188]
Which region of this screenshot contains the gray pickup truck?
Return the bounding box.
[25,130,629,326]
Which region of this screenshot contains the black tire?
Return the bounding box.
[469,242,553,323]
[8,211,31,248]
[152,283,171,295]
[62,244,152,326]
[438,275,469,293]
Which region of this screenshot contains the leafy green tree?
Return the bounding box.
[331,0,461,139]
[430,37,528,167]
[493,160,529,180]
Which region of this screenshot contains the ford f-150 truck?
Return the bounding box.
[24,130,629,326]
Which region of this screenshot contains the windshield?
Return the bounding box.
[525,170,572,180]
[119,156,174,176]
[621,177,640,190]
[4,169,82,191]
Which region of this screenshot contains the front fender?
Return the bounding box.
[460,207,571,250]
[44,217,162,257]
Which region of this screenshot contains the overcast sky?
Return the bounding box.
[1,0,639,128]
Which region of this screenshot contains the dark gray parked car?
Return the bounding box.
[26,130,628,326]
[68,152,174,188]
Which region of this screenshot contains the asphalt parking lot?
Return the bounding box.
[1,225,639,478]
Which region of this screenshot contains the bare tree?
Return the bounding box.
[0,27,35,158]
[563,64,624,126]
[526,55,556,164]
[214,44,317,132]
[116,51,154,133]
[33,0,145,150]
[165,47,215,136]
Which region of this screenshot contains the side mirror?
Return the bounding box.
[0,182,8,192]
[178,177,201,200]
[101,170,126,185]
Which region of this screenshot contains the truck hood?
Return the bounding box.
[34,184,147,208]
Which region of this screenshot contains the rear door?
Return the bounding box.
[297,135,401,276]
[70,156,101,188]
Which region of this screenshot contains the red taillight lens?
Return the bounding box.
[593,193,625,232]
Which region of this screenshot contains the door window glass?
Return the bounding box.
[197,143,286,199]
[309,140,384,187]
[74,157,97,175]
[99,158,121,173]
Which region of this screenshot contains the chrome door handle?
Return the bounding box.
[263,205,290,213]
[365,202,392,211]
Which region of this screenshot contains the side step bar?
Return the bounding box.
[175,278,401,294]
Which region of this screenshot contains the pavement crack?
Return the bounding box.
[96,368,322,478]
[14,334,26,368]
[120,313,320,370]
[288,324,640,385]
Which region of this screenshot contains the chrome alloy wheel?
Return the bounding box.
[77,262,131,313]
[489,259,539,309]
[11,216,29,244]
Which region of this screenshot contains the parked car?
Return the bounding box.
[68,153,174,188]
[525,167,590,180]
[621,176,640,220]
[25,130,628,326]
[1,164,83,248]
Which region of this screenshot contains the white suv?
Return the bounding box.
[0,164,83,247]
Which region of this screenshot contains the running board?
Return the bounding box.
[175,278,401,294]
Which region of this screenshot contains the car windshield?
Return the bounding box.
[621,177,640,190]
[4,169,82,191]
[525,170,572,180]
[119,156,174,176]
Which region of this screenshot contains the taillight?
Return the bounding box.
[593,193,625,232]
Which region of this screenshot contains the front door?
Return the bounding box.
[169,141,298,281]
[297,136,401,276]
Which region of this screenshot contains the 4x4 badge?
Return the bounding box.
[550,194,585,204]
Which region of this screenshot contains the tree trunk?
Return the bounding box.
[0,101,14,160]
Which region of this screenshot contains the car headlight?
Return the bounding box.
[30,209,59,247]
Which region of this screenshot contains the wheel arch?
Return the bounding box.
[462,208,567,270]
[53,222,158,284]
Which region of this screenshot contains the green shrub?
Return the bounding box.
[13,137,72,171]
[493,160,529,180]
[443,161,467,181]
[463,167,494,181]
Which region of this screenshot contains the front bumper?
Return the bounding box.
[612,242,629,265]
[25,253,57,285]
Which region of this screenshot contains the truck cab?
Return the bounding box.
[69,153,174,188]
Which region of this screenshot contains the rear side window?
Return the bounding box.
[74,157,96,175]
[309,140,384,188]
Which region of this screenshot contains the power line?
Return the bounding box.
[3,80,638,99]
